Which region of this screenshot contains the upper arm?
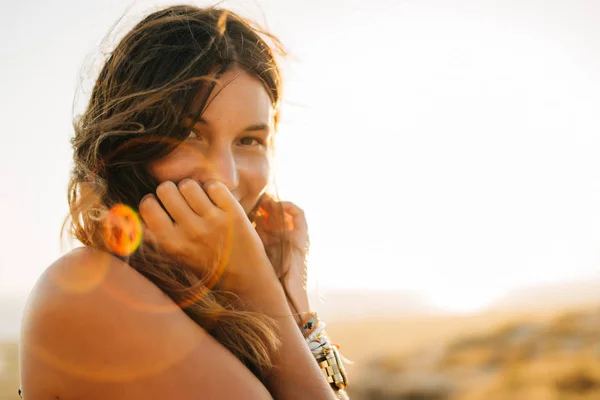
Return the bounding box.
[19,248,272,400]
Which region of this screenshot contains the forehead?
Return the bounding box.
[190,68,274,128]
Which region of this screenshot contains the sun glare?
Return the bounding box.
[275,10,598,313]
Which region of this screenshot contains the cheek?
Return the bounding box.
[238,154,270,210]
[148,146,201,182]
[240,154,270,191]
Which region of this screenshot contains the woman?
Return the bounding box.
[18,5,349,399]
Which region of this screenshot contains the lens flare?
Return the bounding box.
[102,204,143,256]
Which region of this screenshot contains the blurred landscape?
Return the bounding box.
[3,280,600,399]
[333,306,600,400]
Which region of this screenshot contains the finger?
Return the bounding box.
[141,222,159,246]
[261,198,286,230]
[280,202,307,231]
[140,223,172,254]
[254,215,280,241]
[155,181,195,225]
[280,201,304,217]
[283,212,295,231]
[139,193,176,235]
[203,180,238,213]
[178,179,216,217]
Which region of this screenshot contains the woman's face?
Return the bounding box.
[148,68,273,215]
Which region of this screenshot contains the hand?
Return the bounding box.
[139,179,280,299]
[253,195,310,307]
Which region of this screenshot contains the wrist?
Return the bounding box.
[238,280,290,316]
[217,260,289,315]
[298,313,350,391]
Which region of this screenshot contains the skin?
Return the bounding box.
[136,66,341,398]
[146,67,312,311]
[148,68,273,216]
[18,67,347,400]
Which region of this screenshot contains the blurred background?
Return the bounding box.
[2,0,600,398]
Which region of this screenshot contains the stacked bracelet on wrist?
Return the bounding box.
[298,312,348,390]
[299,312,319,336]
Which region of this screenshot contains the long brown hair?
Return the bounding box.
[64,5,289,381]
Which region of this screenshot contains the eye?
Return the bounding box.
[239,137,265,147]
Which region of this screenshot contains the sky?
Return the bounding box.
[1,0,600,314]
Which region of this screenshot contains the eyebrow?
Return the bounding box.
[195,118,269,133]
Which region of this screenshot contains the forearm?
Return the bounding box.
[213,260,336,399]
[265,309,338,400]
[268,313,349,400]
[225,270,334,400]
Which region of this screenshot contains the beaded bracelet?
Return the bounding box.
[298,312,319,337]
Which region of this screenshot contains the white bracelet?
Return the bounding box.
[309,333,331,356]
[306,321,326,343]
[309,340,325,352]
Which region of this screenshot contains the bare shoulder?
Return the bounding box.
[19,247,272,399]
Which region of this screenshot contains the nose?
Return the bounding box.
[199,147,239,191]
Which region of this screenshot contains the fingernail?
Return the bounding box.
[178,178,194,188]
[140,194,154,204]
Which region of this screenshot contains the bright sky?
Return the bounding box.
[1,0,600,313]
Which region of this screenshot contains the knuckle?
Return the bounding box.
[187,225,204,240]
[205,208,221,221]
[205,181,228,200]
[204,180,221,191]
[154,229,169,241]
[164,239,181,254]
[227,209,243,222]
